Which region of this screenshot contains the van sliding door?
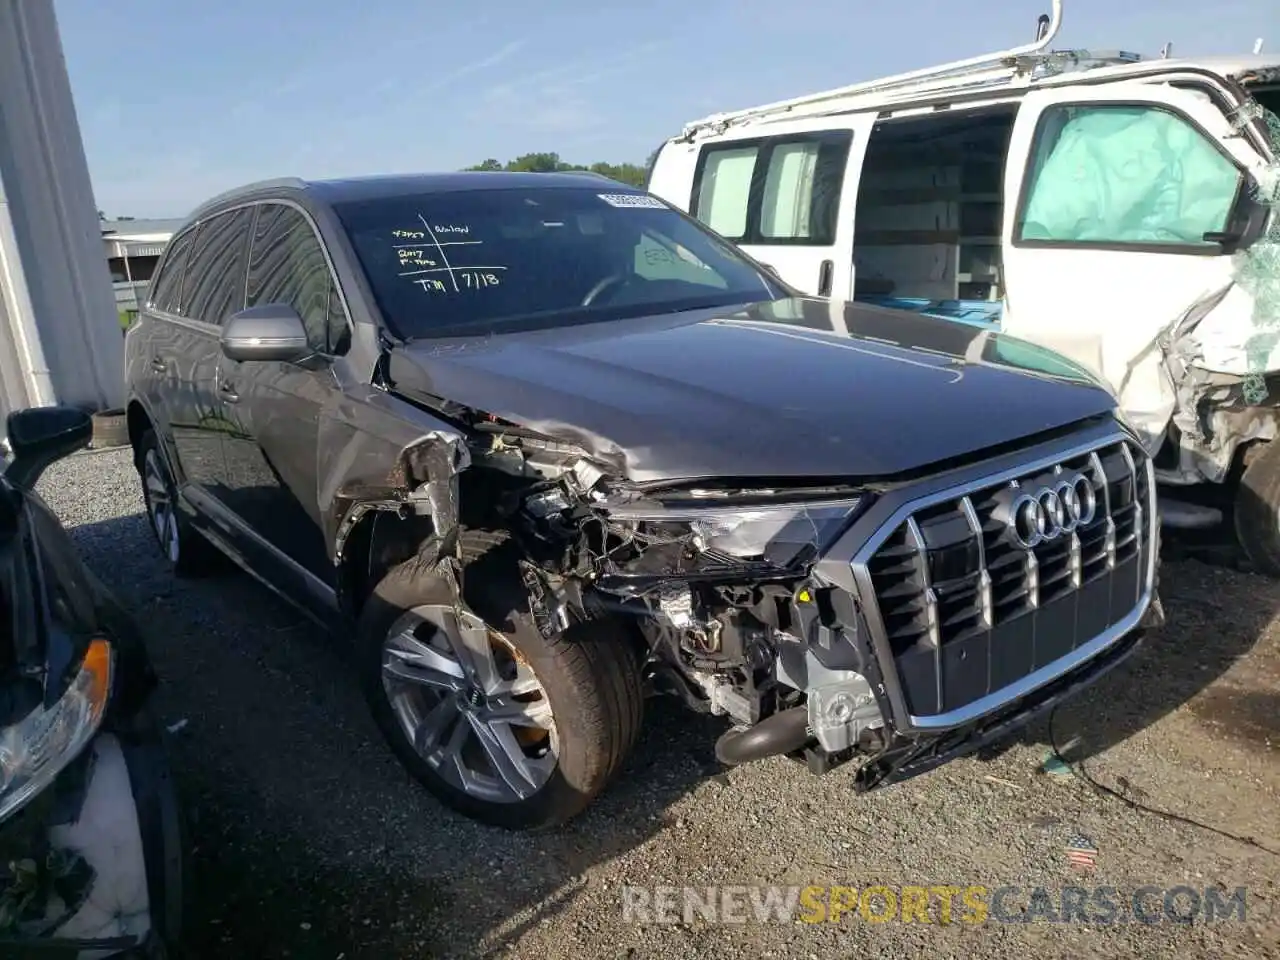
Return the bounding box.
[688,115,877,304]
[999,82,1271,438]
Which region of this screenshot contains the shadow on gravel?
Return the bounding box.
[68,512,721,960]
[1025,546,1280,765]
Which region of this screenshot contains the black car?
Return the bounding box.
[0,407,182,956]
[122,172,1163,829]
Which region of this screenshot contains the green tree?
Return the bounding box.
[462,152,649,187]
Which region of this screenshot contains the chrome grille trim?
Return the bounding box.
[852,430,1157,731]
[904,516,943,713]
[959,495,993,630]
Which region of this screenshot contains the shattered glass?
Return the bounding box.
[1230,95,1280,404]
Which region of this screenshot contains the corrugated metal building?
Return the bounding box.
[102,218,183,328]
[0,0,135,419]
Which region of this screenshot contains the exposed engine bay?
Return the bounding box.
[391,411,893,777]
[338,371,1162,794]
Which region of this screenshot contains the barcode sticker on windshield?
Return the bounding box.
[598,193,667,209]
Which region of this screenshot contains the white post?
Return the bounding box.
[0,0,124,413]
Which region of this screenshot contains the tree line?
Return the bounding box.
[463,151,657,187]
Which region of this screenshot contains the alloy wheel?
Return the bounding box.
[143,449,181,564]
[380,604,559,804]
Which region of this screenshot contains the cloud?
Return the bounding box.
[483,38,674,101]
[475,38,674,136]
[369,37,529,97]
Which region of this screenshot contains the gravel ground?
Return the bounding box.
[37,447,1280,960]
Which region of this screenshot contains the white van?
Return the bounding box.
[647,0,1280,574]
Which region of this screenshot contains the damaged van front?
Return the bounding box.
[996,66,1280,569]
[0,408,182,958]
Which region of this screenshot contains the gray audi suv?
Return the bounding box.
[122,172,1163,829]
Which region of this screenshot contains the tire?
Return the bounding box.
[357,529,644,830]
[91,409,130,448]
[1235,439,1280,578]
[135,429,222,578]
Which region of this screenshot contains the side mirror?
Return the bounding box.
[221,304,311,363]
[3,406,93,489]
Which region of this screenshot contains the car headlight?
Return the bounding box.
[604,497,866,568]
[0,637,113,823]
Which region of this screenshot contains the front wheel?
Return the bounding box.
[357,538,644,830]
[1235,439,1280,578]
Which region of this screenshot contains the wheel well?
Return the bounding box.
[337,510,433,618]
[126,401,152,456]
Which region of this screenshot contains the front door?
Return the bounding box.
[998,81,1273,438]
[217,202,352,590]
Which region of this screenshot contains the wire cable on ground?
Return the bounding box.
[1046,704,1280,859]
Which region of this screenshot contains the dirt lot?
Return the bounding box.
[40,448,1280,960]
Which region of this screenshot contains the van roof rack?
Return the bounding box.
[679,0,1145,140]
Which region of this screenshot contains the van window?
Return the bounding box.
[694,146,757,240]
[1015,104,1242,248]
[759,136,849,242]
[692,131,852,246]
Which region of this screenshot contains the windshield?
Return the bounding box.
[332,186,785,338]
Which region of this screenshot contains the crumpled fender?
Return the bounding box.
[315,384,470,569]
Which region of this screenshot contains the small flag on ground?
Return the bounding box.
[1065,834,1098,872]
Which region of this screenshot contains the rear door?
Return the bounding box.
[217,202,352,591]
[140,221,230,498]
[678,115,878,300]
[999,81,1272,428]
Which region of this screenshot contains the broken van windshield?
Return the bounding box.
[333,187,782,339]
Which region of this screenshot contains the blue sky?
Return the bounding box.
[56,0,1279,218]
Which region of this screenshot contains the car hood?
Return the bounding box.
[386,297,1117,484]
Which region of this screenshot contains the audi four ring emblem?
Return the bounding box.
[1009,475,1097,548]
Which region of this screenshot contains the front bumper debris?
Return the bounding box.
[0,706,182,959]
[851,627,1146,791]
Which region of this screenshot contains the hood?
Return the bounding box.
[386,297,1117,483]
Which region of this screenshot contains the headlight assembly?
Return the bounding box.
[603,497,867,568]
[0,637,112,823]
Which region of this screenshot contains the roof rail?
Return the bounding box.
[681,0,1085,140]
[188,176,309,218]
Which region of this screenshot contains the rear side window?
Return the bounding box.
[1015,104,1243,249]
[692,131,852,245]
[247,204,350,355]
[694,146,758,239]
[183,208,254,325]
[147,226,195,314]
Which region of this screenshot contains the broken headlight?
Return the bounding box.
[604,497,866,569]
[0,637,112,823]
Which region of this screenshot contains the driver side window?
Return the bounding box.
[633,231,728,289]
[247,203,352,355]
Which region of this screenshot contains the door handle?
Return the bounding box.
[817,260,834,298]
[217,379,240,403]
[150,356,166,372]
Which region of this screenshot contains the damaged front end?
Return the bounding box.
[458,411,1159,790]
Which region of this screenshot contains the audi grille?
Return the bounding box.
[855,433,1154,729]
